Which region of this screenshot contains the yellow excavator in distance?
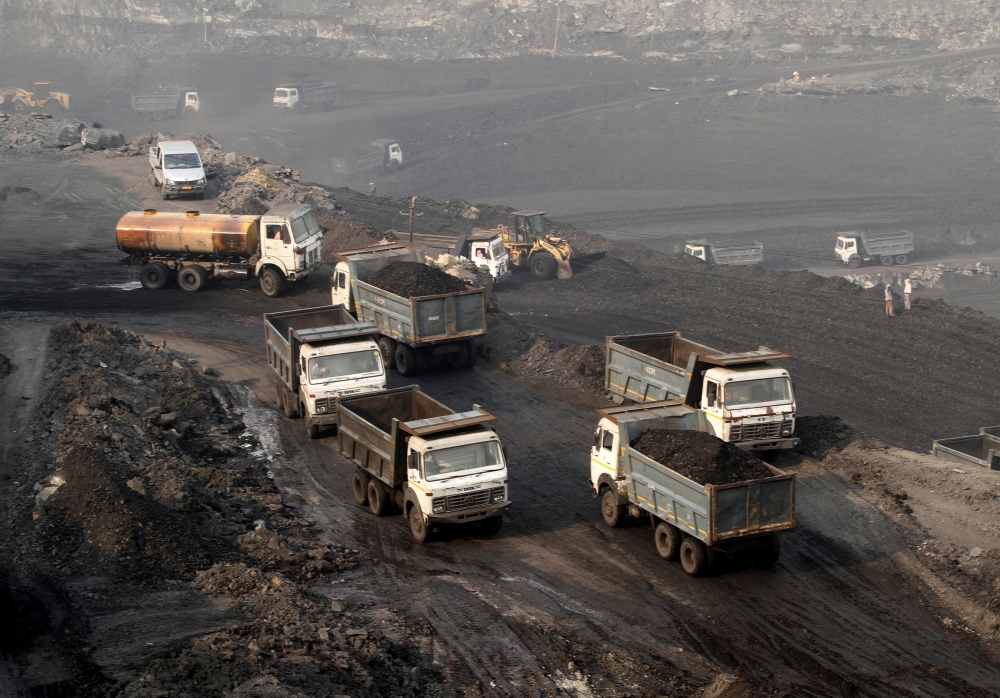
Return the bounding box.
[477,210,573,280]
[0,84,71,113]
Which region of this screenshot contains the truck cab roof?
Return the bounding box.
[156,140,200,154]
[263,203,314,220]
[704,365,790,381]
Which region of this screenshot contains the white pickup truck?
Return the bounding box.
[149,140,207,200]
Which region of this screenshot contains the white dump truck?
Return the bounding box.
[149,140,207,200]
[331,139,403,176]
[685,240,764,266]
[338,385,511,542]
[274,82,337,112]
[835,231,914,268]
[264,305,387,439]
[116,203,324,297]
[452,233,512,284]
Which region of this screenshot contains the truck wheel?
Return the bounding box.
[139,263,170,290]
[377,337,397,368]
[259,268,285,298]
[182,105,196,118]
[140,112,151,121]
[480,516,503,536]
[152,111,164,121]
[654,521,682,561]
[880,255,894,266]
[600,489,625,528]
[351,470,370,506]
[283,389,299,419]
[308,423,320,440]
[177,265,208,292]
[895,255,908,265]
[12,100,27,113]
[847,256,860,269]
[367,479,390,517]
[409,506,430,543]
[752,535,781,568]
[679,538,710,576]
[395,344,419,376]
[530,253,557,280]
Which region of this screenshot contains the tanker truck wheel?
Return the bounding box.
[177,265,208,292]
[259,268,285,297]
[601,489,625,528]
[351,470,370,506]
[139,262,170,290]
[395,344,419,376]
[654,521,682,561]
[679,538,710,577]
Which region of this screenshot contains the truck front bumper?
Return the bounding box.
[427,500,511,525]
[307,414,338,427]
[734,437,800,452]
[164,183,207,196]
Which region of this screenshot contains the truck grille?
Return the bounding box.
[444,487,504,512]
[313,398,336,414]
[731,422,782,441]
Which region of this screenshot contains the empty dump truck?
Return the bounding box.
[835,231,914,268]
[605,332,798,452]
[331,244,486,376]
[932,427,1000,471]
[685,240,763,266]
[338,385,511,542]
[591,400,796,576]
[264,305,386,439]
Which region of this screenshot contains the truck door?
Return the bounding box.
[330,263,351,308]
[389,143,402,165]
[263,223,292,269]
[703,380,725,439]
[591,423,619,488]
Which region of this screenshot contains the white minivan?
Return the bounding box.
[149,140,207,200]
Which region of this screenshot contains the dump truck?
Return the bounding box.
[264,305,387,439]
[932,427,1000,471]
[131,88,200,121]
[591,400,796,575]
[605,332,798,453]
[273,82,336,112]
[835,231,914,268]
[330,244,486,376]
[451,233,512,284]
[0,85,70,112]
[475,210,572,280]
[338,385,511,542]
[149,140,207,200]
[117,203,324,297]
[685,240,763,266]
[331,139,403,176]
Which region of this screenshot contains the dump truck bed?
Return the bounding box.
[354,280,486,346]
[933,429,1000,470]
[711,243,764,265]
[862,231,914,255]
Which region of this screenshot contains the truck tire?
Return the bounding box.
[182,105,196,118]
[140,112,151,121]
[259,268,285,297]
[177,265,209,292]
[530,253,557,280]
[150,170,158,187]
[139,262,171,290]
[351,470,370,506]
[281,389,297,418]
[601,489,625,528]
[752,535,781,568]
[895,254,908,265]
[654,521,682,561]
[152,111,164,121]
[13,100,27,113]
[679,538,710,576]
[409,506,430,543]
[847,256,860,269]
[880,255,894,266]
[367,479,390,517]
[162,189,170,201]
[395,344,419,376]
[377,337,397,368]
[480,516,503,536]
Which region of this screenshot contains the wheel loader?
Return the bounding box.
[0,85,71,113]
[479,210,572,280]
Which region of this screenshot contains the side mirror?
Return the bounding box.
[408,452,419,471]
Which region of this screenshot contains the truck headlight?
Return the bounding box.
[491,486,505,503]
[315,404,326,414]
[780,418,794,436]
[432,498,446,514]
[197,177,206,186]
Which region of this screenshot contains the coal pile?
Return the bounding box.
[632,430,773,485]
[367,260,470,297]
[0,353,11,378]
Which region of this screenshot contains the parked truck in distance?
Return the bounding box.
[117,203,324,297]
[685,240,763,266]
[338,385,511,542]
[330,244,486,376]
[274,82,336,112]
[591,401,796,575]
[131,88,200,121]
[264,305,386,439]
[605,332,798,453]
[835,231,914,268]
[149,140,207,200]
[331,139,403,176]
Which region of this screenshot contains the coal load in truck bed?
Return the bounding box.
[366,261,470,298]
[631,430,773,486]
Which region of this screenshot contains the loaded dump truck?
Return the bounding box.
[131,88,200,121]
[685,240,763,266]
[606,332,798,453]
[338,385,511,542]
[835,231,914,268]
[591,401,796,576]
[264,305,386,439]
[330,244,486,376]
[116,203,324,297]
[331,139,403,176]
[274,82,336,112]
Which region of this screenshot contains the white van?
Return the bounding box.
[149,140,208,200]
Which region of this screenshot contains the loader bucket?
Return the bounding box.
[557,259,573,279]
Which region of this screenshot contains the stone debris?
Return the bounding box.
[0,111,115,150]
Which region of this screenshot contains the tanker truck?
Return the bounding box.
[116,203,324,297]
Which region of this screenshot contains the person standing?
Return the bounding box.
[369,182,377,199]
[884,282,895,317]
[904,277,912,312]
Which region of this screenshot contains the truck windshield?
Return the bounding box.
[163,153,201,169]
[308,350,382,384]
[491,239,505,260]
[724,378,792,408]
[275,89,289,98]
[423,441,504,482]
[289,210,322,243]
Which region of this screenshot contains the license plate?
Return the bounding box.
[181,186,192,190]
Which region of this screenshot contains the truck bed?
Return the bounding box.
[863,231,914,255]
[932,429,1000,470]
[354,280,486,346]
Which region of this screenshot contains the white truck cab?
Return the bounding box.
[257,203,325,295]
[298,338,386,419]
[591,416,623,486]
[700,366,796,446]
[459,234,511,283]
[149,140,207,200]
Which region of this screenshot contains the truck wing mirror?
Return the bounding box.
[408,452,419,471]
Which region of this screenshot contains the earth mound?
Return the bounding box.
[367,260,470,297]
[0,353,11,378]
[631,430,773,485]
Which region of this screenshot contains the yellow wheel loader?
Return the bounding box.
[488,210,573,280]
[0,85,71,113]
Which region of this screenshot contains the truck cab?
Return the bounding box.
[835,234,862,268]
[297,338,385,423]
[591,416,624,489]
[257,204,324,295]
[371,139,403,171]
[149,140,207,200]
[700,366,796,449]
[455,234,511,283]
[685,242,709,261]
[273,85,300,109]
[182,90,200,116]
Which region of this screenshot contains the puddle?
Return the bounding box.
[70,281,143,291]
